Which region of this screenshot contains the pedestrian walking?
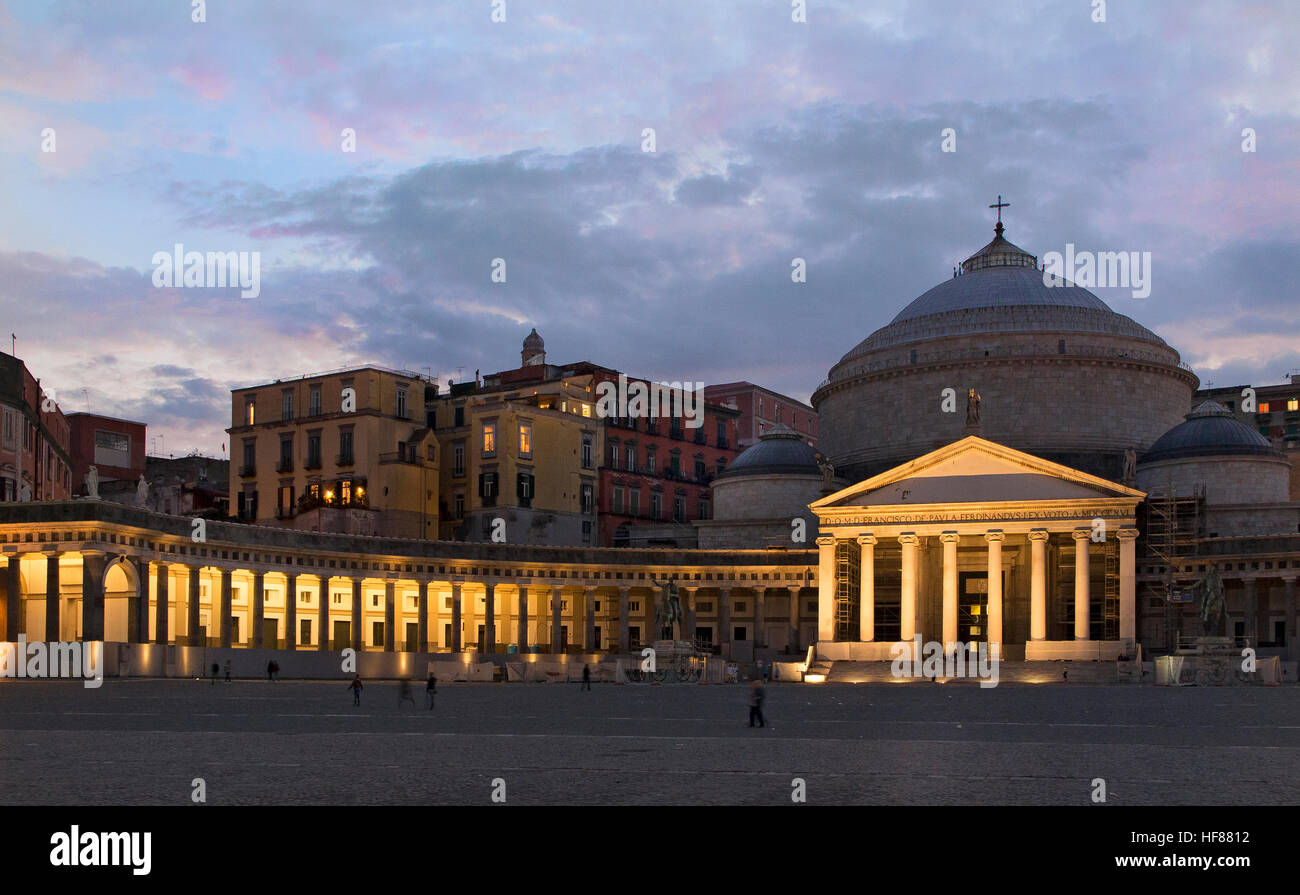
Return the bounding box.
[748,679,766,728]
[224,659,232,682]
[349,674,363,706]
[398,679,415,707]
[581,664,592,691]
[425,673,437,710]
[210,662,219,686]
[267,659,275,682]
[271,660,280,681]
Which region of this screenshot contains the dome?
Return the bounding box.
[523,328,544,350]
[835,225,1167,361]
[718,423,820,478]
[1141,401,1279,464]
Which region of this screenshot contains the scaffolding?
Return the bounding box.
[1140,476,1205,650]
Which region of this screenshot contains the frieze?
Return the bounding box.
[824,507,1133,525]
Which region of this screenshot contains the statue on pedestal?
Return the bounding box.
[85,466,100,499]
[1193,565,1227,638]
[650,576,683,640]
[965,388,981,426]
[1122,447,1137,487]
[137,474,150,506]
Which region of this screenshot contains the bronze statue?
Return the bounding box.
[965,388,981,426]
[1192,565,1226,638]
[650,576,683,639]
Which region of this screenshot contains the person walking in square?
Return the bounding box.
[224,659,232,682]
[748,679,766,728]
[349,674,364,706]
[425,673,437,710]
[210,662,219,686]
[267,659,275,682]
[581,663,592,691]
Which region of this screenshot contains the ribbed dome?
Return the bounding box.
[718,423,820,478]
[1141,401,1278,463]
[833,224,1168,361]
[523,328,544,350]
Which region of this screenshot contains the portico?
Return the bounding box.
[811,437,1143,662]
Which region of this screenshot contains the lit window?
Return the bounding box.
[1289,399,1299,412]
[581,403,591,418]
[245,397,255,425]
[519,424,532,458]
[1259,403,1270,414]
[483,423,496,457]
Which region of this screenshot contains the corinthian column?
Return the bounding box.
[857,534,876,642]
[985,530,1004,658]
[941,531,959,652]
[1072,529,1091,641]
[1029,530,1049,641]
[898,533,919,642]
[816,536,835,642]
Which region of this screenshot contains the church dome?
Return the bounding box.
[1141,401,1279,463]
[718,423,820,478]
[523,328,544,351]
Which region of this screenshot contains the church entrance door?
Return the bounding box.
[958,572,991,643]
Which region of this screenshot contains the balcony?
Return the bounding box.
[693,432,706,445]
[378,451,420,465]
[239,464,256,477]
[336,453,354,467]
[276,459,294,473]
[304,457,322,471]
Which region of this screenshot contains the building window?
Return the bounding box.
[282,389,294,421]
[278,436,294,472]
[245,396,256,426]
[626,444,636,470]
[581,434,593,469]
[241,439,256,475]
[758,397,764,416]
[454,405,465,428]
[396,385,409,419]
[647,447,657,471]
[427,443,436,462]
[309,386,322,416]
[340,480,352,504]
[580,483,594,514]
[673,496,685,522]
[694,458,706,480]
[716,420,725,447]
[517,472,534,507]
[483,423,496,457]
[629,488,640,517]
[306,433,321,469]
[1289,399,1299,412]
[454,494,465,519]
[581,403,591,418]
[338,429,354,465]
[453,443,465,476]
[697,497,710,519]
[519,424,532,458]
[1058,339,1066,354]
[613,486,624,514]
[1259,403,1270,414]
[650,492,661,520]
[478,471,498,506]
[670,454,680,476]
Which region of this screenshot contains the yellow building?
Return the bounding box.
[435,375,601,545]
[227,365,440,539]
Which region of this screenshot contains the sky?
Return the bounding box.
[1,0,1297,457]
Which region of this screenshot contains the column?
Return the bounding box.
[317,576,330,651]
[80,552,107,642]
[1243,578,1258,645]
[483,582,496,654]
[517,584,529,653]
[450,582,463,652]
[550,585,563,653]
[45,552,60,641]
[941,531,959,651]
[285,573,298,650]
[188,565,202,646]
[718,587,731,656]
[4,555,21,641]
[681,586,696,644]
[787,586,801,652]
[1284,576,1298,660]
[383,580,396,651]
[133,557,149,644]
[1029,530,1048,641]
[857,535,876,642]
[582,586,596,651]
[617,586,630,654]
[985,531,1004,657]
[252,570,265,649]
[1117,529,1138,647]
[155,563,170,646]
[755,587,767,647]
[1072,529,1091,641]
[220,568,233,648]
[898,533,919,642]
[350,578,362,652]
[418,580,430,653]
[816,536,835,642]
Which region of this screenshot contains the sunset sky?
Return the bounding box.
[1,0,1297,455]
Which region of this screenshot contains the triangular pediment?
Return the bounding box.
[811,437,1144,510]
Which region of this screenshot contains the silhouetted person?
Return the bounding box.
[349,674,363,706]
[581,664,592,691]
[267,660,275,681]
[748,680,765,728]
[426,673,437,710]
[224,659,231,682]
[210,662,219,686]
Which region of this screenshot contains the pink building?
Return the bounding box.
[704,382,818,449]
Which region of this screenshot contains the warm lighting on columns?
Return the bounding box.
[898,533,919,642]
[1072,529,1091,641]
[940,531,959,653]
[1029,529,1049,641]
[985,530,1005,659]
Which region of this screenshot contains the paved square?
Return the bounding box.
[0,679,1296,805]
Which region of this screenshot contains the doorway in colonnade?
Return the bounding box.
[958,571,993,644]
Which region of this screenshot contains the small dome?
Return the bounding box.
[1141,401,1278,463]
[718,423,821,478]
[523,328,544,350]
